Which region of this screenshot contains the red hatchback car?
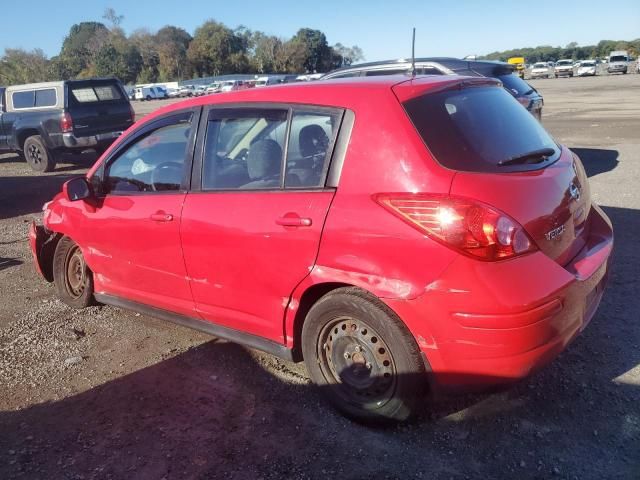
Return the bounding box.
[30,75,613,422]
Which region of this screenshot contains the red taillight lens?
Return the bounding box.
[60,112,73,133]
[517,97,530,108]
[129,104,136,123]
[374,194,537,261]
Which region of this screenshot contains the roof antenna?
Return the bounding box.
[411,27,417,77]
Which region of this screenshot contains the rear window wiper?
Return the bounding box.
[497,147,556,167]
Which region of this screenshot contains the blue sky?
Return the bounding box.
[2,0,639,60]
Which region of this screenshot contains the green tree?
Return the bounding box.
[289,28,332,73]
[56,22,110,78]
[94,42,142,83]
[186,20,246,76]
[0,48,51,85]
[156,26,192,81]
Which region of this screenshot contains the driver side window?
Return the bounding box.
[104,114,192,194]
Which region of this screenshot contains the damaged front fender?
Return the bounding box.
[28,221,61,282]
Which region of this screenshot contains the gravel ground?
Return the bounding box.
[1,74,639,479]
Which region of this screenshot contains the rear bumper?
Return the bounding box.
[62,130,122,149]
[386,204,613,391]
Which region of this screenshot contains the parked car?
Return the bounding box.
[0,78,135,172]
[554,59,574,77]
[577,60,598,77]
[29,75,613,423]
[194,86,207,96]
[220,80,249,92]
[607,50,629,74]
[134,86,160,101]
[167,88,181,98]
[205,82,222,94]
[178,85,195,97]
[530,62,554,79]
[321,57,544,120]
[255,76,281,87]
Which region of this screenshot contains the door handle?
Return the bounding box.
[150,212,173,222]
[276,214,312,227]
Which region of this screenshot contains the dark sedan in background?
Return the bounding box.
[321,57,544,120]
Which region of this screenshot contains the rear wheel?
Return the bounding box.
[53,236,94,308]
[23,135,55,172]
[302,287,428,424]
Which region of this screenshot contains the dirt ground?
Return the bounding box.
[1,74,639,479]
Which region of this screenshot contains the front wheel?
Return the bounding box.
[302,288,428,424]
[23,135,56,172]
[53,236,94,308]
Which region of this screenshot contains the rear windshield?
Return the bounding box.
[403,85,560,173]
[69,83,124,104]
[497,74,534,96]
[533,63,547,68]
[556,60,573,66]
[609,55,627,62]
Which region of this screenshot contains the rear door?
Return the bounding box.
[66,79,134,137]
[180,105,343,342]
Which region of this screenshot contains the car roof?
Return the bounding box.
[323,57,513,78]
[140,75,500,124]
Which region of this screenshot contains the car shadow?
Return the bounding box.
[0,257,22,271]
[570,147,619,177]
[0,205,637,479]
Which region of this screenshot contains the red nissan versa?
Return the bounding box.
[29,75,613,423]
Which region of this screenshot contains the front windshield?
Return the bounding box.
[581,61,595,67]
[609,55,627,62]
[533,63,546,68]
[557,61,572,66]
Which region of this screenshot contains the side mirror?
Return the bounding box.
[63,177,93,202]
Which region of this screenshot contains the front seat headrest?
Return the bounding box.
[247,139,282,180]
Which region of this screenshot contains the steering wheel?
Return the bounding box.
[150,162,183,191]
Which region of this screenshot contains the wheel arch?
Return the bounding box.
[16,128,41,151]
[287,278,414,363]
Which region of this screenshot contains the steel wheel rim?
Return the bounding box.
[65,247,86,298]
[317,316,397,408]
[28,144,43,165]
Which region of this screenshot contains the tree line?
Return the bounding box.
[0,8,364,86]
[481,39,640,63]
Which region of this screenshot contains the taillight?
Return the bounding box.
[374,194,537,261]
[517,97,530,108]
[129,104,136,123]
[60,112,73,133]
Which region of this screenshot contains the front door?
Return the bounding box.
[82,110,198,316]
[180,106,343,342]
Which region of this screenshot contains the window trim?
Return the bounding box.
[11,87,59,110]
[94,108,201,197]
[193,102,346,193]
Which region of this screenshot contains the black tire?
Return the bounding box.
[301,287,428,424]
[53,236,94,309]
[146,95,152,101]
[23,135,56,173]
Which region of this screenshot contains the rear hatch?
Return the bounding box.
[400,81,591,265]
[65,79,134,137]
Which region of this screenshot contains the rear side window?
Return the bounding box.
[12,91,35,109]
[403,86,559,173]
[498,74,534,96]
[71,84,123,103]
[202,109,288,190]
[365,69,408,76]
[35,89,57,107]
[285,110,342,188]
